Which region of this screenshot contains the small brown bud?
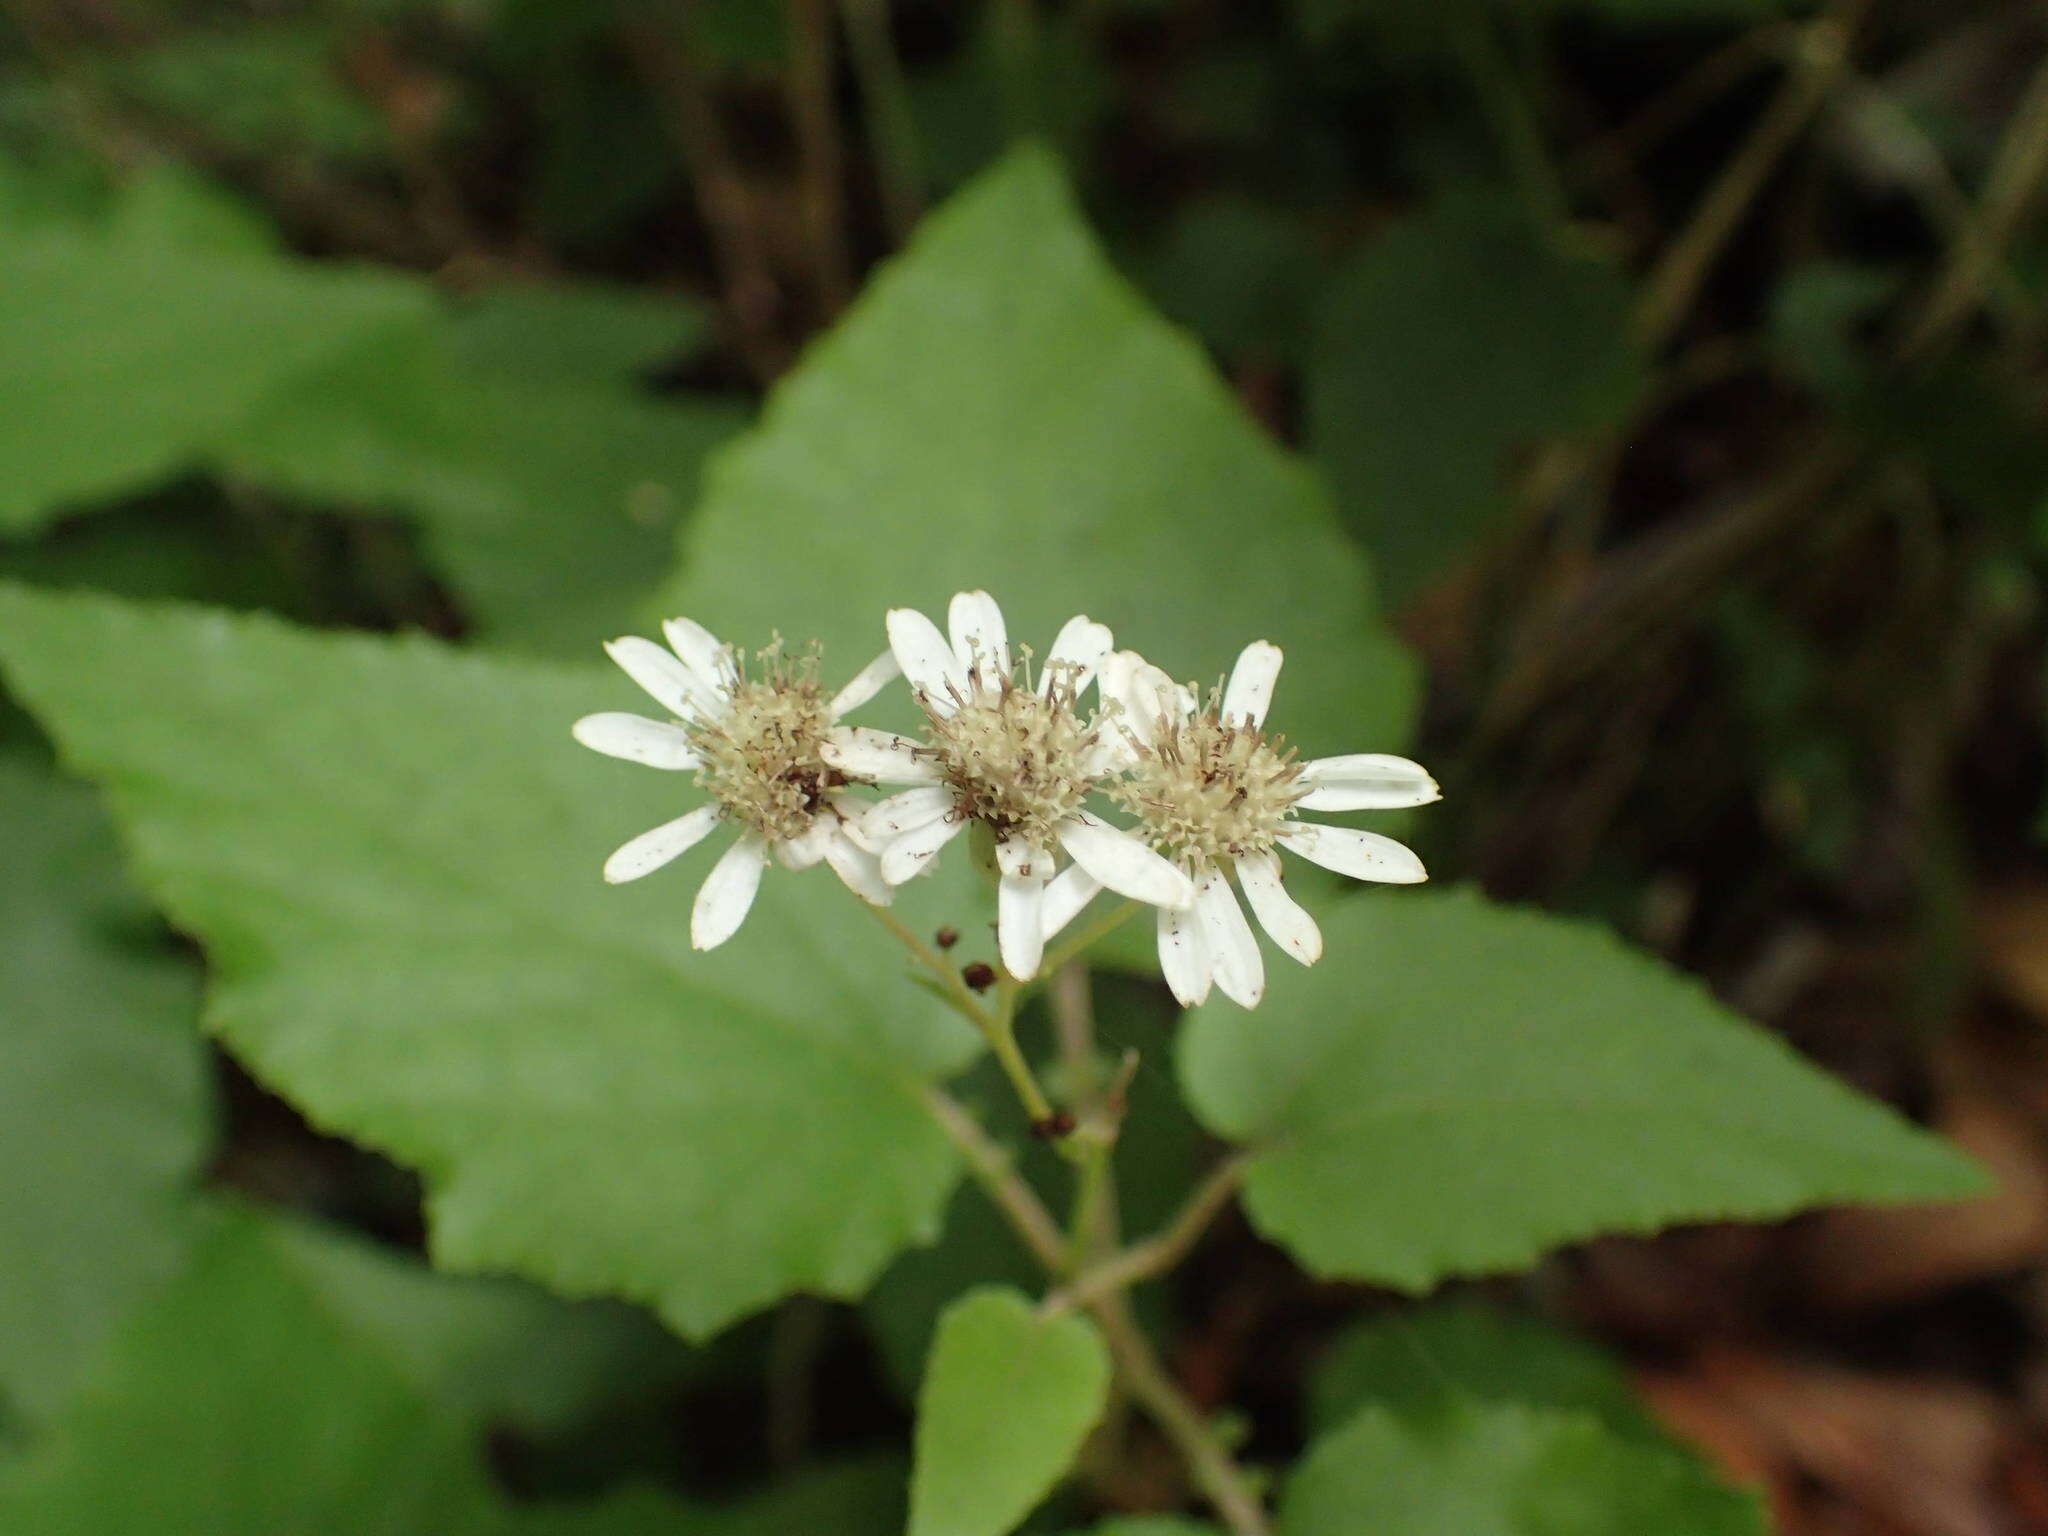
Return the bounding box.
[961,961,997,992]
[1030,1111,1077,1141]
[934,926,960,950]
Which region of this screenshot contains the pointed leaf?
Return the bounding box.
[1180,889,1985,1290]
[911,1287,1111,1536]
[0,586,982,1338]
[1281,1401,1765,1536]
[656,145,1416,760]
[0,758,212,1423]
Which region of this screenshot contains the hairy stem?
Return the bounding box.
[923,1085,1274,1535]
[1042,1152,1250,1317]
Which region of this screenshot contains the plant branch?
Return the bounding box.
[921,1084,1273,1535]
[1634,3,1862,349]
[839,0,925,240]
[1899,52,2048,359]
[625,9,786,383]
[1042,1152,1250,1317]
[784,0,854,312]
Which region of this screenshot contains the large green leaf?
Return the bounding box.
[910,1287,1111,1536]
[1311,1302,1664,1443]
[1280,1402,1765,1536]
[1307,198,1643,602]
[267,1216,689,1439]
[0,757,213,1424]
[0,585,982,1338]
[0,217,427,532]
[657,145,1417,761]
[1179,889,1983,1290]
[0,1211,890,1534]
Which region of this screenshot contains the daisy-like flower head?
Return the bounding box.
[572,618,902,950]
[1049,640,1437,1010]
[834,591,1196,983]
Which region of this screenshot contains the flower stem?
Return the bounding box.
[923,1084,1274,1536]
[1041,899,1141,979]
[868,903,1061,1129]
[1042,1152,1249,1317]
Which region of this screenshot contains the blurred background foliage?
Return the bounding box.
[3,0,2048,1531]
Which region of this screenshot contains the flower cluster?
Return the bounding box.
[573,592,1436,1009]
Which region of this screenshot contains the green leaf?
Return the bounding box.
[1310,1302,1665,1443]
[1281,1401,1765,1536]
[867,981,1206,1393]
[0,1211,504,1534]
[1069,1523,1220,1536]
[910,1287,1111,1536]
[0,757,213,1424]
[0,1209,837,1534]
[0,219,428,532]
[225,306,747,656]
[1140,196,1321,362]
[447,281,711,387]
[267,1216,690,1438]
[0,585,982,1338]
[657,145,1417,761]
[1179,888,1985,1290]
[1307,198,1644,602]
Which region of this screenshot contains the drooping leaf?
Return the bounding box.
[0,215,428,532]
[1178,889,1984,1291]
[1310,1301,1666,1443]
[910,1287,1111,1536]
[0,1210,872,1534]
[224,300,747,657]
[446,281,711,386]
[1280,1401,1766,1536]
[657,145,1417,761]
[1307,198,1643,602]
[268,1216,690,1438]
[0,757,213,1424]
[0,585,982,1339]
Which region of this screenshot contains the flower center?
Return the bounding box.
[923,676,1097,848]
[688,646,837,843]
[1108,708,1306,869]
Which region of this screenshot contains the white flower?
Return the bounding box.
[572,619,903,949]
[1046,641,1436,1009]
[840,590,1195,982]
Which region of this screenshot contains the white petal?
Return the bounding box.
[692,835,768,949]
[605,636,717,720]
[947,590,1010,681]
[887,608,967,713]
[572,712,698,770]
[1039,616,1114,697]
[1058,813,1195,910]
[1098,649,1184,756]
[828,649,903,719]
[878,809,968,884]
[827,790,884,852]
[661,616,735,689]
[1039,865,1103,941]
[1236,850,1322,966]
[1221,640,1283,727]
[1295,753,1441,812]
[822,725,938,784]
[1157,902,1212,1008]
[602,805,720,884]
[1280,822,1428,884]
[823,830,892,905]
[994,835,1049,881]
[776,817,834,870]
[861,785,955,845]
[1196,870,1264,1009]
[998,873,1048,980]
